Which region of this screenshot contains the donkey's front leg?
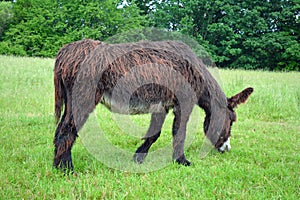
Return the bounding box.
[172,107,192,166]
[133,112,166,164]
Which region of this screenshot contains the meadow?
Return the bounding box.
[0,55,299,199]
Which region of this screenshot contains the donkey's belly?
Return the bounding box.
[100,93,171,115]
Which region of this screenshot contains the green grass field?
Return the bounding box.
[0,55,299,199]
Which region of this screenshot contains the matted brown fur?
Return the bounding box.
[53,39,253,171]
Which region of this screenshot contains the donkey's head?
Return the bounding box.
[210,87,254,153]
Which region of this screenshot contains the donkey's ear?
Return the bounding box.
[228,87,254,109]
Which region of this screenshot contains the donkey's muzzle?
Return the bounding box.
[218,138,231,153]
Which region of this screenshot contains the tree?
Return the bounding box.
[148,0,299,70]
[0,0,146,57]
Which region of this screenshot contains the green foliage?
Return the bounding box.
[0,0,146,57]
[0,0,299,70]
[146,0,299,71]
[0,40,26,56]
[0,1,13,40]
[0,56,299,199]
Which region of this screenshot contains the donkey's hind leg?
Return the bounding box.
[53,93,98,172]
[133,112,167,164]
[53,112,77,172]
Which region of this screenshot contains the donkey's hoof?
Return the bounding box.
[133,153,147,164]
[53,155,74,173]
[60,160,74,173]
[53,160,74,174]
[175,156,192,166]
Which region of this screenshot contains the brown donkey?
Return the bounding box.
[54,39,253,171]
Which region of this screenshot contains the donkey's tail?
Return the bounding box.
[54,72,65,124]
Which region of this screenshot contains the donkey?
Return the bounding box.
[54,39,253,171]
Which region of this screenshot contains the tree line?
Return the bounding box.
[0,0,299,71]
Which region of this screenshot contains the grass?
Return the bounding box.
[0,55,299,199]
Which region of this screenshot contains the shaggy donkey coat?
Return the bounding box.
[54,39,253,171]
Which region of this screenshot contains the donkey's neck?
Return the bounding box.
[199,87,227,114]
[197,68,227,114]
[197,86,212,116]
[197,74,228,144]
